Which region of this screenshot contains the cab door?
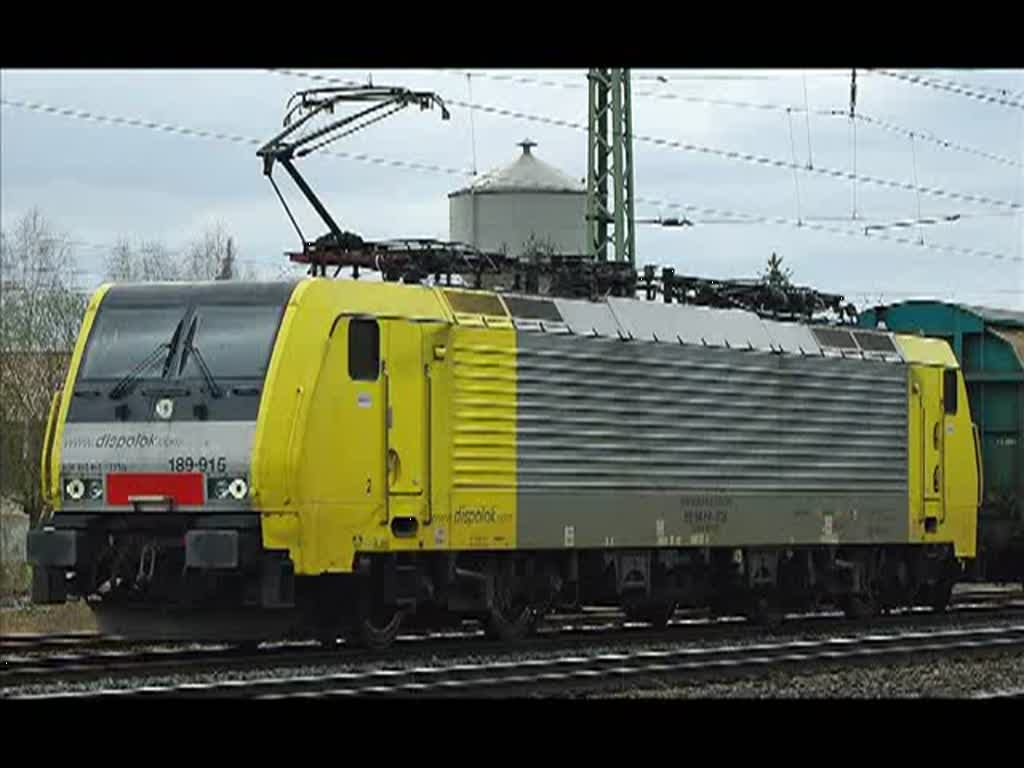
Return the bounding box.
[383,320,430,529]
[915,366,945,524]
[336,316,387,522]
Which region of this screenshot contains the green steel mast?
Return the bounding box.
[586,68,636,265]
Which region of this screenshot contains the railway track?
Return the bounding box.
[0,632,128,654]
[3,585,1019,657]
[14,623,1024,700]
[3,592,1023,693]
[974,687,1024,699]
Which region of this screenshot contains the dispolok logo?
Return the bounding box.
[65,433,185,450]
[453,505,499,525]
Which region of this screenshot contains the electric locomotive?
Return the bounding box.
[29,277,981,649]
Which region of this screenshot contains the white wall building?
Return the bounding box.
[449,140,586,256]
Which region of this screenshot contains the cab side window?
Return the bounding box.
[943,369,958,415]
[349,318,380,381]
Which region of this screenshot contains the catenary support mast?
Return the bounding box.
[587,68,636,265]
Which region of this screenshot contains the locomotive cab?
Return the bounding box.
[28,282,298,623]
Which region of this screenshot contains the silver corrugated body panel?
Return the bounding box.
[760,319,825,354]
[515,333,907,490]
[514,332,910,548]
[608,298,777,350]
[551,298,622,337]
[545,296,902,361]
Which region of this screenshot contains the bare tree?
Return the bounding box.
[184,222,232,281]
[104,223,258,283]
[0,209,87,526]
[216,235,235,280]
[183,222,259,281]
[105,237,181,282]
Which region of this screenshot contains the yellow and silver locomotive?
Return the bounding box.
[30,278,982,648]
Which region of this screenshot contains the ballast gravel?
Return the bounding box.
[4,613,1024,699]
[601,651,1024,699]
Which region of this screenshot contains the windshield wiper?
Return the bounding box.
[187,345,224,399]
[178,316,224,398]
[108,342,172,401]
[107,315,186,401]
[162,313,187,378]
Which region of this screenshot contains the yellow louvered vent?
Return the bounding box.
[441,289,511,328]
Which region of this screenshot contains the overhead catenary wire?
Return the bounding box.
[270,69,1023,214]
[3,92,1020,268]
[1016,71,1024,265]
[910,133,924,244]
[435,68,1023,170]
[0,97,469,178]
[850,69,858,220]
[786,109,803,224]
[466,73,478,176]
[455,101,1021,214]
[633,71,856,83]
[852,288,1024,297]
[456,70,847,85]
[802,70,814,169]
[632,194,1022,264]
[907,70,1024,100]
[868,69,1024,111]
[697,210,1016,225]
[844,112,1023,171]
[440,68,801,113]
[849,289,1024,305]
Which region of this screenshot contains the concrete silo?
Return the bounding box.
[449,139,585,256]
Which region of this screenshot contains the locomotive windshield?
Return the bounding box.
[178,304,283,379]
[78,302,285,384]
[78,306,184,381]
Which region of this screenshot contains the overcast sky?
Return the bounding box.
[2,68,1022,311]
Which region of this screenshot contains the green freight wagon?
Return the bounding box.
[859,301,1024,582]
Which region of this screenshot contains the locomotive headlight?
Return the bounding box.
[228,478,248,500]
[65,478,85,500]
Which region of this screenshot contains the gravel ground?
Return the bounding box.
[601,650,1024,699]
[0,600,97,634]
[0,595,33,611]
[5,613,1024,698]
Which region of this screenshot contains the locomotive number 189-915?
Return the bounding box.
[168,456,228,473]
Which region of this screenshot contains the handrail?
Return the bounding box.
[39,389,62,510]
[283,386,305,505]
[972,423,984,508]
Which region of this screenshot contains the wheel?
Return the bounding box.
[347,602,406,652]
[625,601,677,629]
[485,585,538,642]
[928,578,955,613]
[839,593,879,621]
[745,593,784,629]
[482,558,541,642]
[485,603,536,642]
[316,629,341,649]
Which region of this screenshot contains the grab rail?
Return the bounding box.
[39,389,62,510]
